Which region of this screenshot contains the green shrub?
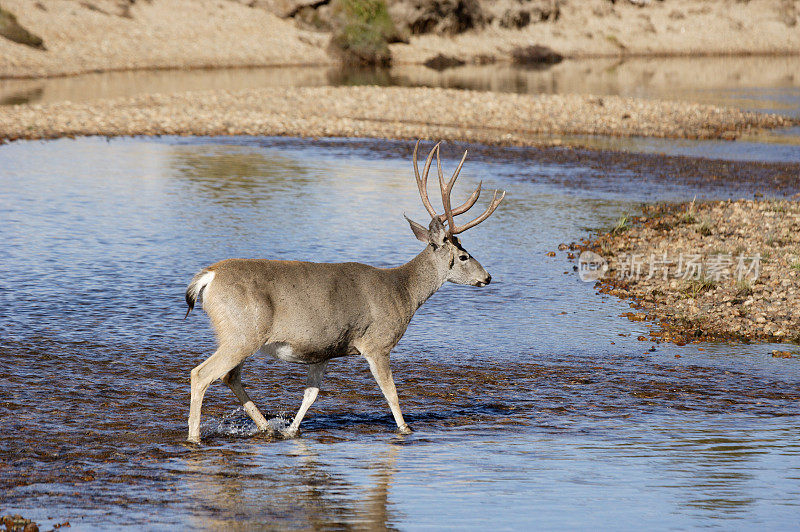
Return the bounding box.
[610,214,630,235]
[329,0,397,66]
[697,218,713,236]
[735,279,754,297]
[684,276,716,297]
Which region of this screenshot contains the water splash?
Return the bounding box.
[201,407,291,439]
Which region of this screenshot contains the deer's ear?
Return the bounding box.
[405,215,429,243]
[427,216,447,249]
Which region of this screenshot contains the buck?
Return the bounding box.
[184,140,505,443]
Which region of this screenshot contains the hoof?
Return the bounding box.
[279,427,299,439]
[187,435,201,444]
[398,423,413,435]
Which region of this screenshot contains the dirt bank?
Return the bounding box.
[0,0,330,79]
[391,0,800,65]
[0,85,792,144]
[1,0,799,79]
[567,200,800,344]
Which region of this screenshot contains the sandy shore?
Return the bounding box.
[0,0,329,79]
[0,85,792,144]
[2,0,799,79]
[566,200,800,344]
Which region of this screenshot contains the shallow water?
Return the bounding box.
[3,56,799,115]
[1,137,799,529]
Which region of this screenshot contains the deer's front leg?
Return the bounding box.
[365,353,412,435]
[282,361,328,438]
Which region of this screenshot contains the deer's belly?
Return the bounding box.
[260,341,352,364]
[259,342,305,363]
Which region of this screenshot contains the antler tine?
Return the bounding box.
[436,146,456,233]
[449,189,506,235]
[436,147,484,231]
[451,183,481,215]
[446,150,482,217]
[415,141,491,230]
[412,140,442,220]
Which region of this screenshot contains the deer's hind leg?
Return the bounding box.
[223,362,270,432]
[187,341,260,444]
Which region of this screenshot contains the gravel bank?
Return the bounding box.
[568,200,800,344]
[0,86,792,144]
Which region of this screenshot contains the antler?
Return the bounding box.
[433,143,505,235]
[412,140,503,234]
[412,140,441,221]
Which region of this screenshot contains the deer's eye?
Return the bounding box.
[459,255,469,262]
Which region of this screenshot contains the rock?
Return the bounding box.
[483,0,560,29]
[1,515,39,532]
[778,0,798,27]
[423,53,465,70]
[387,0,484,35]
[473,53,496,64]
[293,4,336,30]
[500,8,531,28]
[238,0,329,19]
[0,6,46,50]
[510,44,563,66]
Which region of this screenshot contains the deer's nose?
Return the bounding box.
[485,274,492,285]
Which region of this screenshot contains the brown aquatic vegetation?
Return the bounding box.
[567,200,800,344]
[0,86,792,145]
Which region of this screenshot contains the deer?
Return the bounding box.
[184,140,505,443]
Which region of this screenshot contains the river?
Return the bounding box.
[1,133,799,529]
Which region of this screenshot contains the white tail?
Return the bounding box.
[184,141,505,443]
[184,270,215,319]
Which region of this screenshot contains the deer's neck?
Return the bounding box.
[397,246,448,314]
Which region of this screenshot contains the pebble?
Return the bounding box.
[581,200,800,344]
[0,86,791,145]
